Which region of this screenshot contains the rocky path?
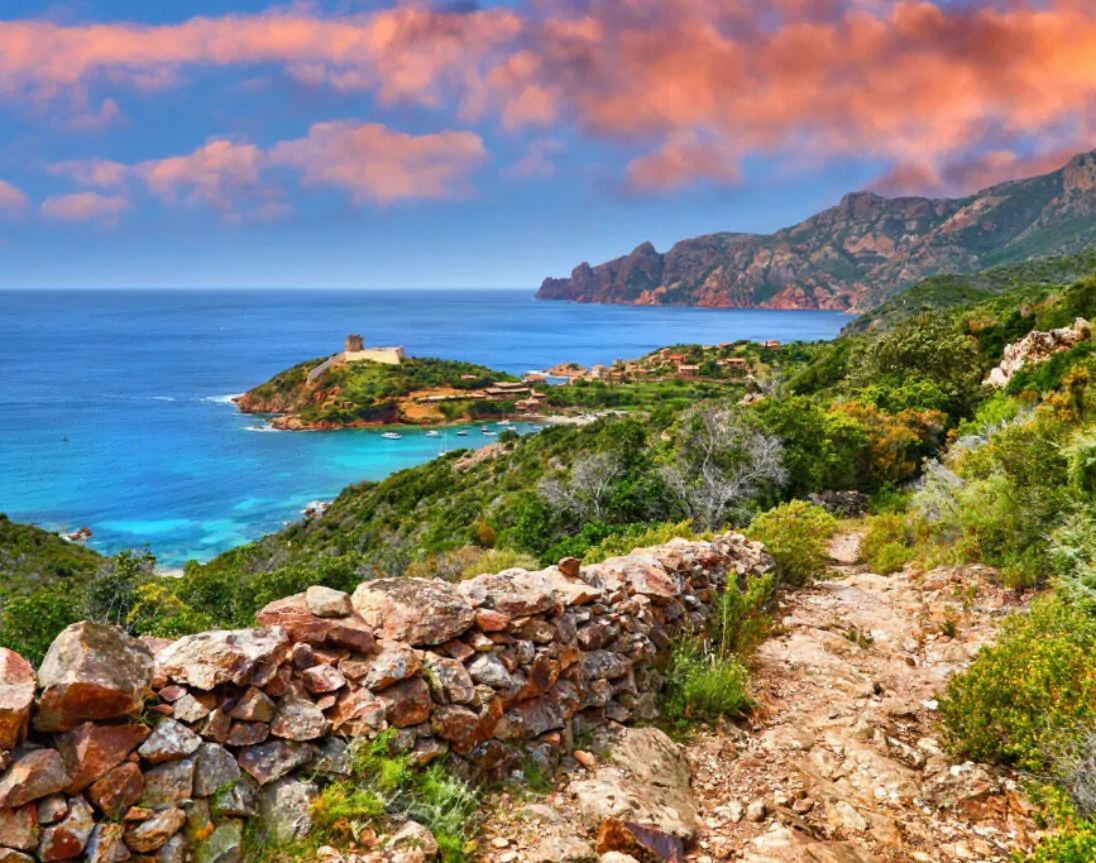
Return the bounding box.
[477,535,1042,863]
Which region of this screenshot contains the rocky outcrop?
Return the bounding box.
[985,317,1092,388]
[0,534,769,862]
[538,150,1096,312]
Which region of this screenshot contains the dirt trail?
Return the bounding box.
[685,535,1038,862]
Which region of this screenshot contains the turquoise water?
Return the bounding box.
[0,290,852,566]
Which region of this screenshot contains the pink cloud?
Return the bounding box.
[0,179,28,212]
[625,133,742,192]
[66,97,125,132]
[503,139,563,179]
[268,121,487,204]
[40,191,131,226]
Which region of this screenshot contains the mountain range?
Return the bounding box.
[536,150,1096,312]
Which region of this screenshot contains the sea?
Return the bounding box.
[0,290,852,568]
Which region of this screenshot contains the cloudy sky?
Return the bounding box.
[1,0,1093,288]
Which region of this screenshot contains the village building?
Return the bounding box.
[763,340,782,350]
[677,364,701,379]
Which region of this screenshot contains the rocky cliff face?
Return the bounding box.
[538,150,1096,312]
[0,534,770,862]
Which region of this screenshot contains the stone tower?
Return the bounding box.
[345,334,364,353]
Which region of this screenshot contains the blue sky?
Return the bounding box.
[0,0,1091,288]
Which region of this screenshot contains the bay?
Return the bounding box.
[0,289,851,566]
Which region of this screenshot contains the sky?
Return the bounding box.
[0,0,1094,289]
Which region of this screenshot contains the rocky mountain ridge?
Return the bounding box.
[537,150,1096,312]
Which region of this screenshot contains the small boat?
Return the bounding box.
[504,426,518,432]
[426,430,440,438]
[380,432,403,440]
[482,430,498,437]
[496,420,511,426]
[456,430,468,437]
[480,426,490,433]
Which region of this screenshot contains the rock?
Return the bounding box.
[237,740,314,786]
[138,720,202,764]
[170,695,209,725]
[226,688,275,723]
[224,721,269,748]
[358,642,422,691]
[37,796,94,862]
[558,558,581,578]
[596,820,685,863]
[193,822,242,863]
[85,823,130,863]
[311,738,351,777]
[0,851,33,863]
[0,805,37,851]
[124,808,186,853]
[209,781,258,819]
[0,651,35,750]
[257,778,316,845]
[377,679,433,728]
[387,821,438,859]
[138,758,195,809]
[0,749,71,809]
[324,619,376,654]
[600,855,640,863]
[185,799,214,845]
[37,795,67,825]
[34,623,154,732]
[57,723,148,794]
[352,579,475,646]
[270,691,327,741]
[306,586,353,619]
[301,665,346,695]
[140,833,186,863]
[153,629,289,691]
[192,744,241,798]
[532,836,597,863]
[88,763,145,820]
[746,800,769,823]
[459,570,557,617]
[583,651,632,681]
[467,654,522,689]
[421,654,475,705]
[327,689,387,736]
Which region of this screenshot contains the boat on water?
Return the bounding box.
[426,430,440,438]
[380,431,403,440]
[504,425,519,432]
[456,430,468,436]
[482,430,498,437]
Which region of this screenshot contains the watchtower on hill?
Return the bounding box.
[346,334,365,353]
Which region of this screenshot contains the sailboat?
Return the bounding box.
[380,431,402,440]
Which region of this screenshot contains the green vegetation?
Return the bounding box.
[0,514,104,594]
[745,500,837,587]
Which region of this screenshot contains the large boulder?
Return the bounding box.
[153,629,289,691]
[352,579,475,646]
[458,570,558,617]
[34,622,154,732]
[0,749,71,808]
[0,650,35,750]
[57,722,148,793]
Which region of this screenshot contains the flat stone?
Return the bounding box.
[359,642,422,691]
[153,629,289,691]
[306,587,353,619]
[124,808,185,853]
[474,611,510,633]
[257,778,316,845]
[301,665,346,695]
[209,781,258,819]
[583,651,632,681]
[468,654,522,689]
[34,622,154,732]
[0,651,35,750]
[192,744,241,798]
[386,821,438,858]
[256,596,331,645]
[311,738,351,777]
[352,578,475,646]
[0,749,71,808]
[0,805,37,851]
[326,690,386,736]
[377,679,433,728]
[88,763,144,821]
[136,833,186,863]
[138,759,195,809]
[226,688,274,723]
[58,723,148,793]
[138,719,202,764]
[224,722,269,748]
[237,740,314,786]
[459,570,558,617]
[193,822,242,863]
[85,823,130,863]
[37,795,68,825]
[171,695,209,725]
[270,692,327,741]
[37,796,94,862]
[324,619,376,654]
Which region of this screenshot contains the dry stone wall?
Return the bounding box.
[0,533,772,863]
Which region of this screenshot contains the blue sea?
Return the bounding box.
[0,290,852,567]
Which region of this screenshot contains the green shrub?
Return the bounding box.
[1022,819,1096,863]
[939,596,1096,772]
[746,500,837,587]
[459,548,540,580]
[581,520,701,564]
[0,589,82,666]
[860,514,915,575]
[661,641,751,725]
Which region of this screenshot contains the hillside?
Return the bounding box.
[234,356,522,429]
[0,514,104,595]
[537,149,1096,312]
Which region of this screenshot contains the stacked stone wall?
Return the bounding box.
[0,533,772,862]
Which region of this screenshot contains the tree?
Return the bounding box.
[537,453,621,523]
[663,405,788,530]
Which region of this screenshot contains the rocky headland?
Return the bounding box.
[537,150,1096,312]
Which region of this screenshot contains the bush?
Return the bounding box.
[746,500,837,587]
[1023,819,1096,863]
[0,589,82,666]
[459,549,540,580]
[661,641,751,725]
[939,596,1096,772]
[860,514,915,575]
[581,521,701,564]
